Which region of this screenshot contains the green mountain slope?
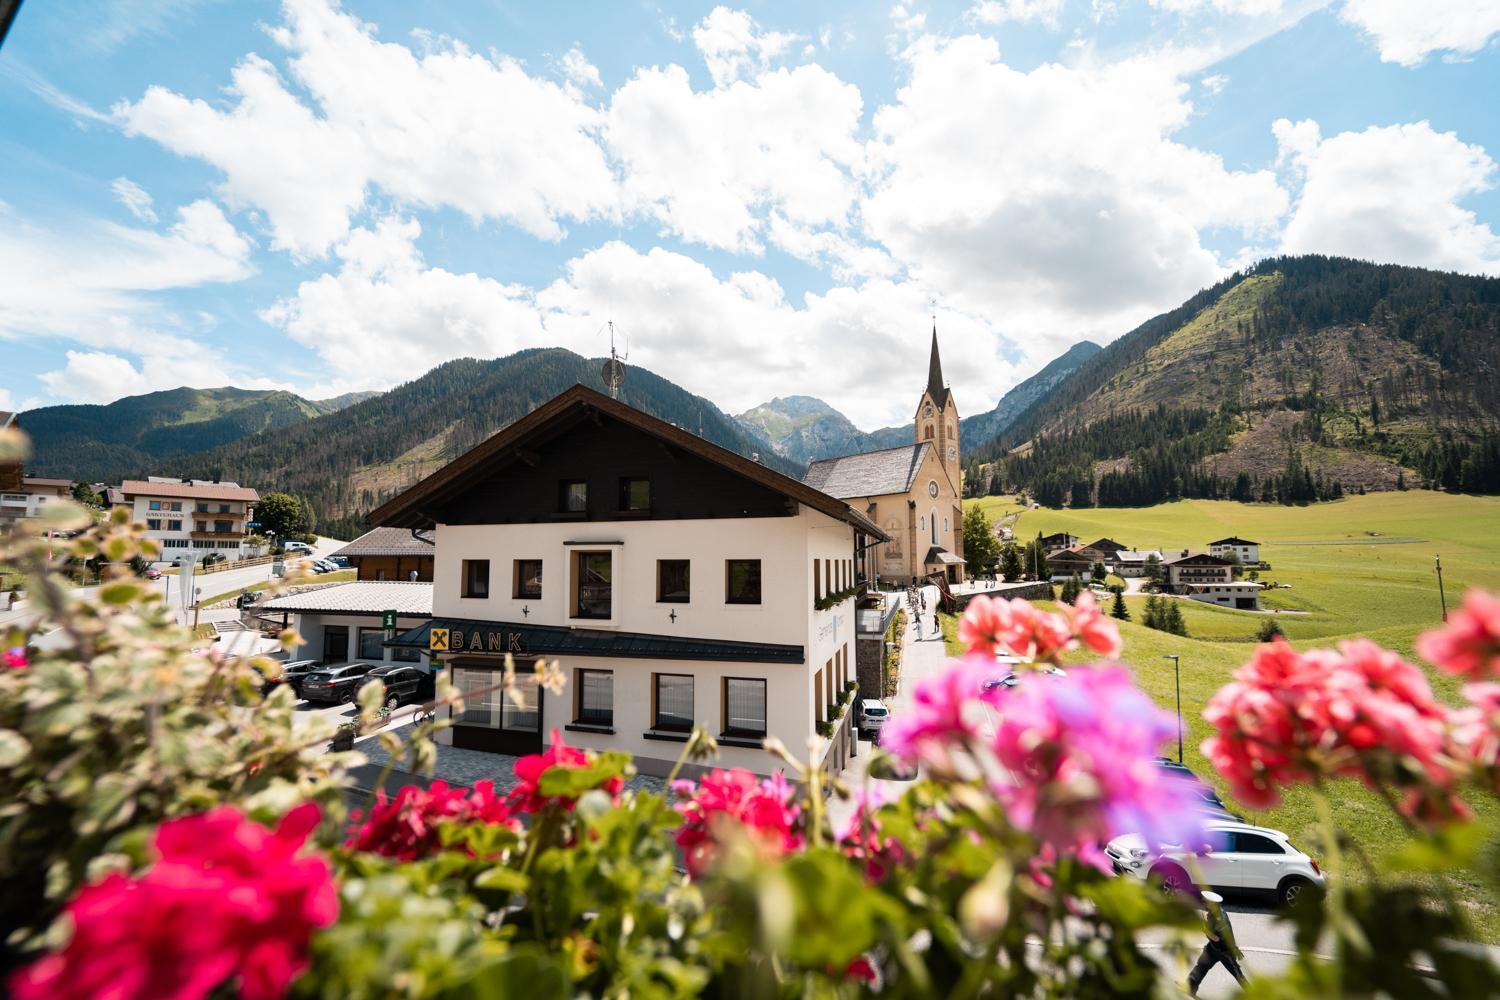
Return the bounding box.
[976,255,1500,504]
[168,348,801,538]
[22,386,369,482]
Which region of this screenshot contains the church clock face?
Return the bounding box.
[947,445,957,462]
[927,480,939,498]
[924,404,933,418]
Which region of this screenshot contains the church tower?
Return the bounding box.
[914,324,960,491]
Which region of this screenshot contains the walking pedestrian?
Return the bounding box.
[1188,891,1247,996]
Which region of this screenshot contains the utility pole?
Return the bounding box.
[1163,655,1183,764]
[1436,555,1448,622]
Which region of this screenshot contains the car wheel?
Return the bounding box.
[1279,876,1316,909]
[340,688,355,705]
[384,693,400,712]
[1150,863,1192,897]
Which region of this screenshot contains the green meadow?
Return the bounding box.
[952,491,1500,938]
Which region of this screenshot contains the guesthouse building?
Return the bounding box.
[372,385,886,779]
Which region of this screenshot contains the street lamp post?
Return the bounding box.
[1162,654,1183,764]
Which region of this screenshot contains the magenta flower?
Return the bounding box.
[4,647,26,670]
[11,803,337,1000]
[880,654,993,771]
[673,768,803,876]
[1417,590,1500,679]
[988,665,1205,864]
[956,592,1122,663]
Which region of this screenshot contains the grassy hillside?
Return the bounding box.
[959,490,1500,937]
[976,256,1500,501]
[22,386,369,482]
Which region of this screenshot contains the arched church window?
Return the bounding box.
[919,515,925,531]
[924,426,933,440]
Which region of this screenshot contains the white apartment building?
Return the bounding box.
[120,478,260,564]
[1184,581,1263,611]
[373,386,887,779]
[1208,536,1261,564]
[0,476,72,525]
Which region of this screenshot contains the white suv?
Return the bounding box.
[860,699,889,740]
[1106,820,1325,908]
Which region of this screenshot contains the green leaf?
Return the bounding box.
[454,944,568,1000]
[473,866,528,894]
[98,581,143,606]
[1389,821,1491,873]
[0,728,29,768]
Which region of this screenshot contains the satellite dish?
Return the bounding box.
[602,358,625,391]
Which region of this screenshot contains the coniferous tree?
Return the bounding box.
[1163,599,1188,637]
[999,543,1024,582]
[1110,589,1130,621]
[1143,594,1162,630]
[1257,618,1285,642]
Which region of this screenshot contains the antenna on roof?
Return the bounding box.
[601,320,628,399]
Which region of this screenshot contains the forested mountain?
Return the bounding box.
[22,387,371,482]
[735,341,1102,463]
[735,396,877,465]
[974,256,1500,505]
[166,349,798,539]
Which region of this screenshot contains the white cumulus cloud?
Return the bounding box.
[1340,0,1500,67]
[110,177,158,223]
[692,6,801,86]
[1275,118,1500,274]
[969,0,1068,28]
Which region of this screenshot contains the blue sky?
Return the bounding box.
[1,0,1498,429]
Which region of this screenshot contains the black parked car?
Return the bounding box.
[1151,757,1240,820]
[300,662,379,704]
[365,664,435,709]
[261,659,322,698]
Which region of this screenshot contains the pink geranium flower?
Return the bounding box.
[347,780,518,860]
[879,654,993,771]
[4,647,25,670]
[1202,638,1464,823]
[988,665,1205,863]
[11,804,337,1000]
[1417,590,1500,679]
[1063,591,1124,658]
[508,729,624,815]
[673,768,803,876]
[957,595,1075,662]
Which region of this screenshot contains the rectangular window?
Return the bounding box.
[503,676,540,732]
[147,518,162,530]
[513,559,543,599]
[357,628,385,660]
[825,559,833,594]
[218,504,230,513]
[454,667,500,728]
[170,502,182,512]
[560,480,588,513]
[619,477,651,512]
[214,520,232,534]
[576,669,613,726]
[574,551,612,619]
[815,668,824,722]
[195,521,207,533]
[654,673,693,731]
[462,559,490,599]
[393,645,420,663]
[167,520,180,531]
[813,559,821,601]
[726,559,762,605]
[657,559,690,602]
[196,503,208,513]
[723,678,767,737]
[149,500,161,511]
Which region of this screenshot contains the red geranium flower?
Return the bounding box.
[11,803,337,1000]
[673,768,803,876]
[347,780,518,860]
[509,729,624,814]
[1418,590,1500,680]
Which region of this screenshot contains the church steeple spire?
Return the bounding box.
[926,322,947,408]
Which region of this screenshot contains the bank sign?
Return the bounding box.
[429,626,527,655]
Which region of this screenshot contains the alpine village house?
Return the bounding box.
[368,384,888,779]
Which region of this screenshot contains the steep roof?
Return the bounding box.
[22,477,71,489]
[120,480,259,502]
[1164,551,1233,566]
[332,526,435,559]
[262,581,433,616]
[369,384,886,541]
[924,326,953,411]
[1208,536,1260,546]
[803,443,931,499]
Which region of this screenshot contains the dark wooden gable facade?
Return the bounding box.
[437,411,794,525]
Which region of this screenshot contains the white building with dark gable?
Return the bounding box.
[373,385,888,779]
